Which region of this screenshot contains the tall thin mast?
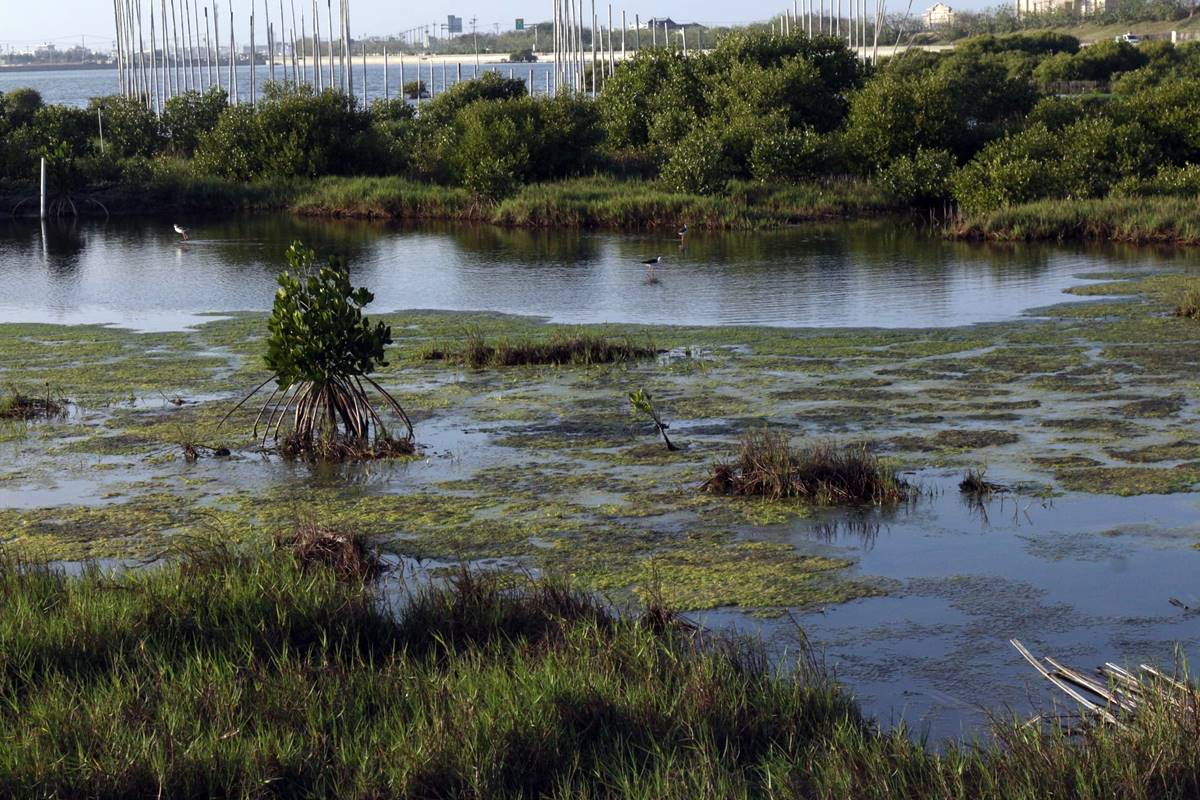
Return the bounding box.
[326,0,334,89]
[192,0,203,88]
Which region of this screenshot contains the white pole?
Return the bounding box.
[250,12,256,103]
[383,46,388,99]
[326,0,334,89]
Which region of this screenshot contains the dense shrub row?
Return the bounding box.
[3,30,1200,211]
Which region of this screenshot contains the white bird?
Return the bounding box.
[173,224,190,242]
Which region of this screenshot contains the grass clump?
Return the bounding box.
[5,545,1200,798]
[704,429,910,505]
[0,385,66,420]
[428,328,656,368]
[275,521,383,582]
[1174,288,1200,320]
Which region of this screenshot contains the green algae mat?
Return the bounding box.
[2,271,1200,615]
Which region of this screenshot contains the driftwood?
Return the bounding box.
[1011,639,1196,728]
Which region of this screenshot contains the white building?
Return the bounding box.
[922,3,955,27]
[1015,0,1106,16]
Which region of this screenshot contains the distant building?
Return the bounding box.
[1015,0,1105,16]
[644,17,705,30]
[923,3,955,27]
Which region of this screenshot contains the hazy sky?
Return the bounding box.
[0,0,988,52]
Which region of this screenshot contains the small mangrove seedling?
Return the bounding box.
[225,241,414,461]
[629,388,678,451]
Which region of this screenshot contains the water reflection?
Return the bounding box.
[2,215,1200,331]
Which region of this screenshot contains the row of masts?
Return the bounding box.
[773,0,892,62]
[110,0,355,111]
[552,3,703,97]
[550,1,890,98]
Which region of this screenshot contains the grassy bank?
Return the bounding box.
[292,175,894,230]
[2,172,300,218]
[3,543,1199,798]
[950,196,1200,245]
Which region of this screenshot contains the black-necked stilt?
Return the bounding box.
[641,255,664,284]
[173,224,190,241]
[677,224,688,238]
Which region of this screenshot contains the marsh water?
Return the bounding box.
[2,214,1199,743]
[0,62,560,108]
[0,215,1181,330]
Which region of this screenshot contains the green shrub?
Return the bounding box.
[161,88,228,155]
[879,148,957,205]
[660,124,729,195]
[88,96,161,158]
[448,99,535,199]
[0,87,43,133]
[749,127,823,183]
[417,71,526,131]
[194,86,370,180]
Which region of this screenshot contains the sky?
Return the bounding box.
[0,0,988,52]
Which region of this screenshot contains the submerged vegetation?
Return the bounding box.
[704,430,911,505]
[3,545,1200,799]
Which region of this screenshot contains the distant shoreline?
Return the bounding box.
[0,62,116,73]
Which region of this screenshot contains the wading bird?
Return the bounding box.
[173,224,190,241]
[641,255,664,284]
[677,224,688,239]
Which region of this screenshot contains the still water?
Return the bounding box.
[0,62,558,108]
[1,215,1188,331]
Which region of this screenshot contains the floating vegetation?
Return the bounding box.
[703,430,910,506]
[227,242,414,461]
[427,328,656,368]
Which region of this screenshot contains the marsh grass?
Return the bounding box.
[704,430,911,505]
[294,176,892,229]
[4,546,1200,798]
[951,196,1200,246]
[1174,288,1200,320]
[427,328,657,368]
[959,468,1006,499]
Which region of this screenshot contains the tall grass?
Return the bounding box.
[950,196,1200,245]
[2,546,1200,798]
[705,429,911,505]
[294,175,893,230]
[426,328,657,367]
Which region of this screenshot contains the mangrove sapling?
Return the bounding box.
[225,241,414,460]
[629,388,678,451]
